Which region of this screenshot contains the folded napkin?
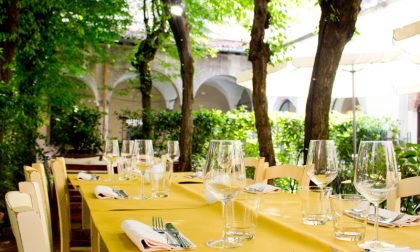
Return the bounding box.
[122,220,173,251]
[368,207,420,228]
[184,172,202,179]
[77,172,99,181]
[243,183,279,193]
[94,185,123,199]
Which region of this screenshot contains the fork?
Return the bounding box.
[152,216,179,247]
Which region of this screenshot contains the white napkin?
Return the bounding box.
[77,172,98,181]
[184,172,202,179]
[368,207,420,228]
[244,183,279,193]
[94,185,121,199]
[121,220,173,251]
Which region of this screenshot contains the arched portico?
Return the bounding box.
[194,75,247,111]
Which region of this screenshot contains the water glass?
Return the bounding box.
[226,192,260,241]
[132,139,154,200]
[298,186,332,225]
[150,160,172,198]
[330,194,370,241]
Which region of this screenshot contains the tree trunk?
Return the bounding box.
[132,0,168,139]
[164,0,194,171]
[0,0,19,83]
[249,0,276,166]
[137,60,154,139]
[304,0,361,159]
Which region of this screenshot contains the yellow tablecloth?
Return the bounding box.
[70,173,420,252]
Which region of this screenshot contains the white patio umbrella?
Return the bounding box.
[237,54,420,163]
[236,0,420,162]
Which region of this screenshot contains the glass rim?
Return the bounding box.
[359,140,393,143]
[330,194,366,200]
[209,139,241,143]
[298,186,332,191]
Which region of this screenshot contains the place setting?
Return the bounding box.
[298,140,420,251]
[121,216,196,251]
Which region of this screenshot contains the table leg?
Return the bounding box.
[82,197,90,229]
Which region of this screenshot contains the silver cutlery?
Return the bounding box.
[112,187,128,199]
[152,216,179,247]
[165,223,192,249]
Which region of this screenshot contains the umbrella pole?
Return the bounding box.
[351,64,357,169]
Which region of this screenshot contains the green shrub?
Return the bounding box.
[119,107,419,211]
[50,105,103,155]
[395,143,420,215]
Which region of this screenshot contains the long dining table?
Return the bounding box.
[68,173,420,252]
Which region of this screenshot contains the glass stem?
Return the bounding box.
[140,171,145,198]
[319,187,324,214]
[221,199,228,242]
[108,162,114,179]
[374,203,379,242]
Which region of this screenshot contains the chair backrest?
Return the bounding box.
[23,165,52,247]
[387,176,420,211]
[18,181,52,251]
[52,157,71,252]
[5,191,50,252]
[244,157,267,183]
[263,164,310,187]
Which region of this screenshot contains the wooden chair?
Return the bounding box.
[387,176,420,211]
[52,157,90,252]
[23,165,52,248]
[5,190,50,252]
[244,157,268,184]
[263,164,310,187]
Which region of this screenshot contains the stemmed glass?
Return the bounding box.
[132,139,154,200]
[103,139,120,182]
[167,140,180,162]
[305,140,339,188]
[167,140,180,172]
[354,141,399,249]
[203,140,246,249]
[305,140,338,224]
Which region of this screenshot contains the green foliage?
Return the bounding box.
[119,108,419,211]
[395,143,420,215]
[118,107,399,164]
[0,0,129,218]
[50,105,103,155]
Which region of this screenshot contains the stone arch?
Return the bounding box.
[194,75,245,111]
[272,97,298,112]
[332,97,364,114]
[69,75,100,107]
[279,99,297,112]
[111,70,180,111]
[236,89,253,110]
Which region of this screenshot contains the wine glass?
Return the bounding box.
[167,140,180,172]
[354,141,399,249]
[103,139,120,182]
[132,139,154,200]
[305,140,339,188]
[305,140,338,224]
[167,140,180,162]
[203,140,246,249]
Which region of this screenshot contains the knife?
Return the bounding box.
[165,223,191,248]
